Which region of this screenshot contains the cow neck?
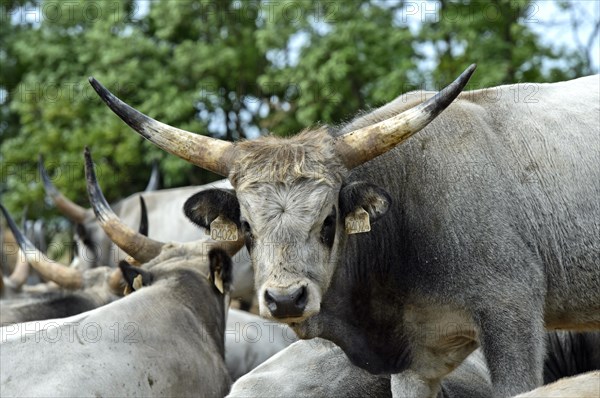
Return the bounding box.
[148,268,228,357]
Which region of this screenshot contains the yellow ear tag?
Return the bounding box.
[214,274,224,295]
[132,274,144,291]
[210,216,238,242]
[345,208,371,234]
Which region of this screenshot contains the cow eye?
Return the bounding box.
[242,221,252,234]
[320,208,337,248]
[241,221,254,252]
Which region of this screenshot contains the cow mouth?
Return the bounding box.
[258,308,319,325]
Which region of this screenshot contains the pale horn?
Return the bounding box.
[0,204,83,289]
[84,147,164,263]
[108,196,151,295]
[88,78,233,177]
[335,64,477,169]
[39,155,88,223]
[6,249,30,289]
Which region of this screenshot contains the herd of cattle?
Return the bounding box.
[1,65,599,397]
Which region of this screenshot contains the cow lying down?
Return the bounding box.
[229,331,600,398]
[227,338,491,398]
[0,243,238,398]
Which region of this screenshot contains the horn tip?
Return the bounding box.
[88,77,106,97]
[460,64,477,82]
[84,150,94,179]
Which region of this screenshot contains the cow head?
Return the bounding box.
[182,136,392,322]
[89,65,476,323]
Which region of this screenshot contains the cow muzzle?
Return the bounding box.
[264,286,308,318]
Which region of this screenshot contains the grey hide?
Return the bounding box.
[225,308,297,380]
[230,330,600,398]
[228,338,492,398]
[0,243,231,397]
[512,371,600,398]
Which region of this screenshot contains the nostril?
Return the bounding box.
[294,286,308,309]
[264,286,308,318]
[264,290,278,313]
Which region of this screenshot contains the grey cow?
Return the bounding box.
[230,331,600,398]
[89,67,600,397]
[0,244,237,397]
[40,159,255,307]
[0,204,122,326]
[1,172,243,396]
[228,338,492,398]
[0,195,150,324]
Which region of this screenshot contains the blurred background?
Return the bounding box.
[1,0,599,247]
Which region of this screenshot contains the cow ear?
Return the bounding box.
[339,182,392,233]
[208,248,233,295]
[119,261,153,295]
[184,189,241,230]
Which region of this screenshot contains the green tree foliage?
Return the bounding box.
[418,0,592,87]
[1,0,596,222]
[256,1,417,134]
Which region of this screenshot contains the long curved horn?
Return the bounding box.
[7,249,30,288]
[39,155,88,223]
[0,204,82,289]
[335,64,477,169]
[105,197,150,296]
[88,78,233,177]
[144,160,160,192]
[84,148,164,263]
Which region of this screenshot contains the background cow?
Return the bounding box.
[228,338,492,398]
[231,331,600,398]
[40,159,255,308]
[1,243,237,397]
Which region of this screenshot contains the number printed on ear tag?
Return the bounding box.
[210,216,239,241]
[345,208,371,234]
